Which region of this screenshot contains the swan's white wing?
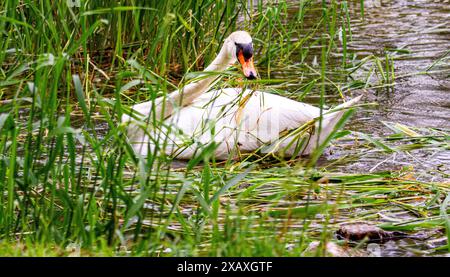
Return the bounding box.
[122,88,239,159]
[236,90,320,149]
[125,86,361,160]
[237,91,361,158]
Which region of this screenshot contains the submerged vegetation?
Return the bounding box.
[0,0,449,256]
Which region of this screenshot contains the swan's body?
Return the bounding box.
[122,31,361,160]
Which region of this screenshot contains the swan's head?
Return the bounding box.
[224,31,258,80]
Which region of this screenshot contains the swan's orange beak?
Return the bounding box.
[238,50,257,80]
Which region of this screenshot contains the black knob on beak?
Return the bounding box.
[246,72,256,80]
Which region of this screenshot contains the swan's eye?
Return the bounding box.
[235,43,243,59]
[235,42,253,61]
[242,43,253,60]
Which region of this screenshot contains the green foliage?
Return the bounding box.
[0,0,448,256]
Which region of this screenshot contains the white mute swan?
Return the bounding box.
[122,31,361,160]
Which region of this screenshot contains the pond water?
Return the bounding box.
[264,0,450,181]
[340,0,449,180]
[324,0,449,256]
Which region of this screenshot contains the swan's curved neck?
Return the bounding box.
[158,43,234,119]
[204,44,233,72]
